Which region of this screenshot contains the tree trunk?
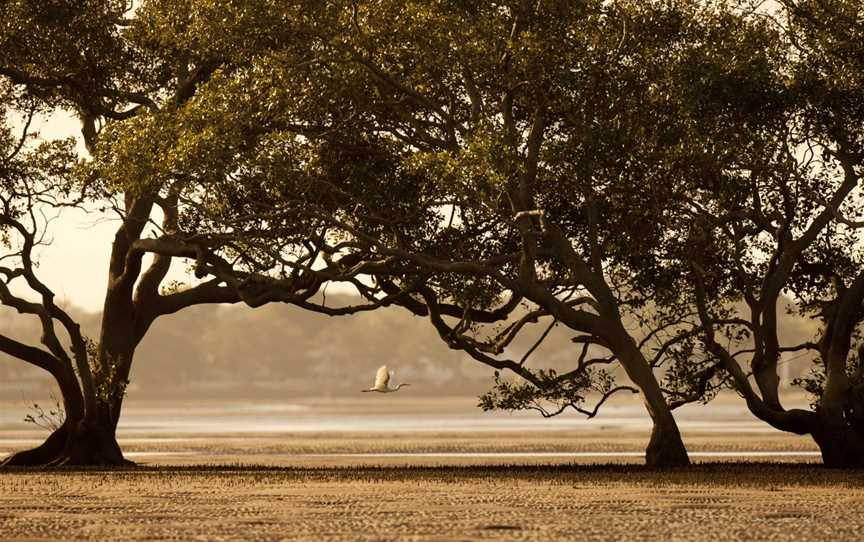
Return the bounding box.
[2,392,131,467]
[94,254,142,435]
[1,419,73,466]
[95,341,136,433]
[616,334,690,467]
[1,361,132,467]
[644,415,690,467]
[810,383,864,467]
[53,421,131,466]
[812,423,864,468]
[2,423,131,467]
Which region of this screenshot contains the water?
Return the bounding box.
[114,398,780,434]
[0,396,816,460]
[297,451,823,458]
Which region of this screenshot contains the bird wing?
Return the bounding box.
[374,365,390,389]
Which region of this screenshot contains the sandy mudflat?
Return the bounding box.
[1,464,863,541]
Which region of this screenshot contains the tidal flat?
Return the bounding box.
[1,464,863,541]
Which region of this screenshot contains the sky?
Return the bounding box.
[20,113,111,311]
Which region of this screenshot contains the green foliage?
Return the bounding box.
[84,337,129,406]
[478,368,616,418]
[0,0,132,109]
[793,366,827,411]
[1,103,78,235]
[662,344,729,407]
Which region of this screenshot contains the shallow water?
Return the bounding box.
[110,450,824,459]
[0,396,818,462]
[297,451,824,458]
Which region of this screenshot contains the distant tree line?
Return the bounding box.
[0,293,820,400]
[1,0,863,467]
[0,298,547,399]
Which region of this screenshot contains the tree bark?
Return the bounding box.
[1,357,131,467]
[52,422,130,466]
[3,422,131,467]
[1,419,73,466]
[618,341,691,467]
[96,310,139,432]
[812,423,864,468]
[810,373,864,468]
[645,416,690,468]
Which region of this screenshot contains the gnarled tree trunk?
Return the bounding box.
[1,419,74,467]
[1,356,130,467]
[811,378,864,468]
[3,422,131,467]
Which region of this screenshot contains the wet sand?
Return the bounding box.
[113,429,821,467]
[0,430,843,541]
[0,429,822,468]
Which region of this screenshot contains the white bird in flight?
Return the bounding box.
[362,365,411,393]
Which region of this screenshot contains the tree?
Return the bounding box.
[144,0,733,466]
[0,0,420,466]
[0,90,112,464]
[623,0,864,466]
[324,0,718,467]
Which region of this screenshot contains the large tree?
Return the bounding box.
[144,0,742,466]
[608,0,864,466]
[0,0,420,466]
[315,0,721,467]
[164,0,864,468]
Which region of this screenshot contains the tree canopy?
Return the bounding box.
[3,0,864,468]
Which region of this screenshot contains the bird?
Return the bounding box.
[362,365,411,393]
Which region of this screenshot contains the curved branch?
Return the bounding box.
[574,386,639,419]
[0,333,58,373]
